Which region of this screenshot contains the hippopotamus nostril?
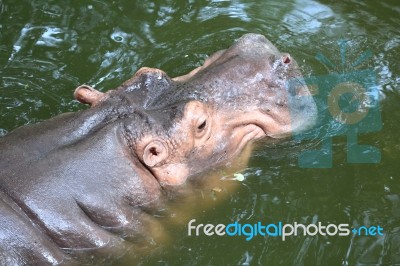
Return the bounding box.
[282,54,291,64]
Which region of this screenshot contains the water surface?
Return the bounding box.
[0,0,399,265]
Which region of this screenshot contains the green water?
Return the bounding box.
[0,0,399,265]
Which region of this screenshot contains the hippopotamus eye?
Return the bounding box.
[198,120,207,130]
[195,119,208,138]
[184,101,210,139]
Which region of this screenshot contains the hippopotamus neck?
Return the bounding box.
[0,117,163,250]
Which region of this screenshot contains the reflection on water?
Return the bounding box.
[196,0,252,22]
[284,0,335,34]
[0,0,399,265]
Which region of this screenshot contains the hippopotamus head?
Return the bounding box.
[75,33,317,186]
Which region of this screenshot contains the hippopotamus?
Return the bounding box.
[0,34,317,265]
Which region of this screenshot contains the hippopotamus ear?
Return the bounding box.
[74,85,106,106]
[142,140,169,167]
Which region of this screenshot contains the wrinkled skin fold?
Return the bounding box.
[0,34,317,264]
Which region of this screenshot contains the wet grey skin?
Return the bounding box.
[0,34,317,264]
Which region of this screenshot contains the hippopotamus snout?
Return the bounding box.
[233,33,318,136]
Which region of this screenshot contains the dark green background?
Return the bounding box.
[0,0,399,265]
